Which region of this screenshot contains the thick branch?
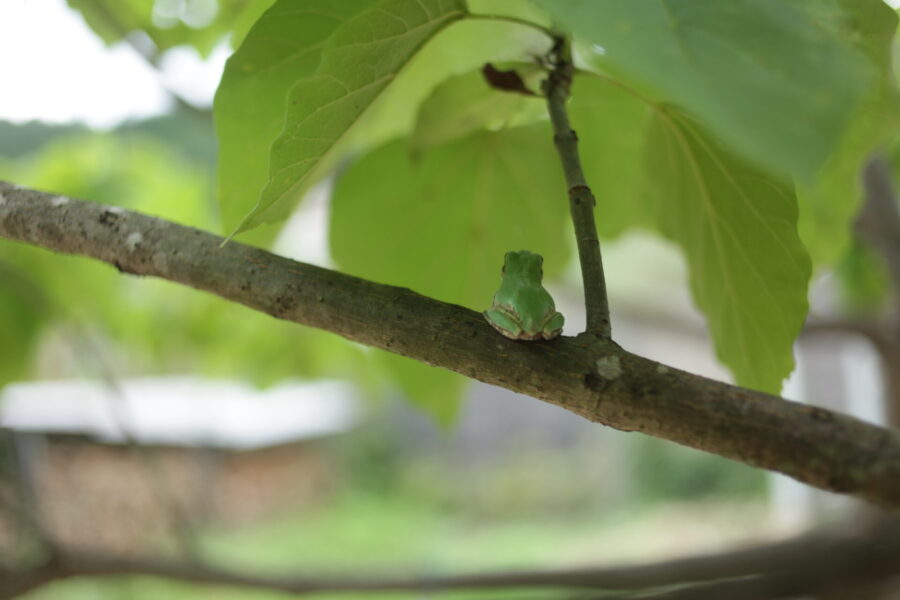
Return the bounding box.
[3,517,899,599]
[1,182,900,507]
[544,39,611,337]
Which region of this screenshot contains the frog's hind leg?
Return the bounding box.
[483,308,523,339]
[542,312,565,339]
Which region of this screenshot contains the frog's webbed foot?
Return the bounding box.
[542,312,565,340]
[483,308,525,340]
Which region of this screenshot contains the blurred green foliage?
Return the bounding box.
[632,438,767,502]
[834,241,891,314]
[0,130,365,387]
[66,0,275,56]
[0,110,215,166]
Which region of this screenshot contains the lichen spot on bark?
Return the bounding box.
[126,231,143,251]
[51,195,70,207]
[596,355,622,380]
[656,364,669,375]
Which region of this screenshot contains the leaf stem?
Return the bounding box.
[543,37,611,337]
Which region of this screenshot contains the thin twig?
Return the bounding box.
[543,37,611,337]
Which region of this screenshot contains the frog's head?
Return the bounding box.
[503,250,543,281]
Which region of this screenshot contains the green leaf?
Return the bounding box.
[535,0,874,181]
[214,0,377,238]
[645,109,811,393]
[331,126,568,309]
[410,65,544,154]
[346,17,553,154]
[796,0,900,266]
[797,99,900,267]
[242,0,467,234]
[221,7,552,238]
[336,121,575,422]
[467,0,551,26]
[331,125,568,415]
[410,71,653,239]
[569,75,652,238]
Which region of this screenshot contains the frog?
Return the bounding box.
[484,250,564,341]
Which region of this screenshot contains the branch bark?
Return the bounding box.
[1,181,900,507]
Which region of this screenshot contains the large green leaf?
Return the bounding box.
[796,0,900,266]
[221,5,552,238]
[409,70,652,239]
[214,0,376,237]
[331,126,569,414]
[645,109,811,393]
[239,0,466,235]
[568,75,652,238]
[467,0,551,26]
[331,127,568,308]
[346,17,553,157]
[535,0,874,181]
[410,66,544,154]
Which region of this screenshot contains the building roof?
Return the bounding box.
[0,376,359,449]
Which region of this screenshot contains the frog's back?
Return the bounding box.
[511,285,555,330]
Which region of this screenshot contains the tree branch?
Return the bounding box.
[3,517,899,599]
[1,181,900,507]
[543,37,611,337]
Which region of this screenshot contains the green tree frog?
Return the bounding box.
[484,250,564,341]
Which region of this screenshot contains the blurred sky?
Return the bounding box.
[0,0,227,128]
